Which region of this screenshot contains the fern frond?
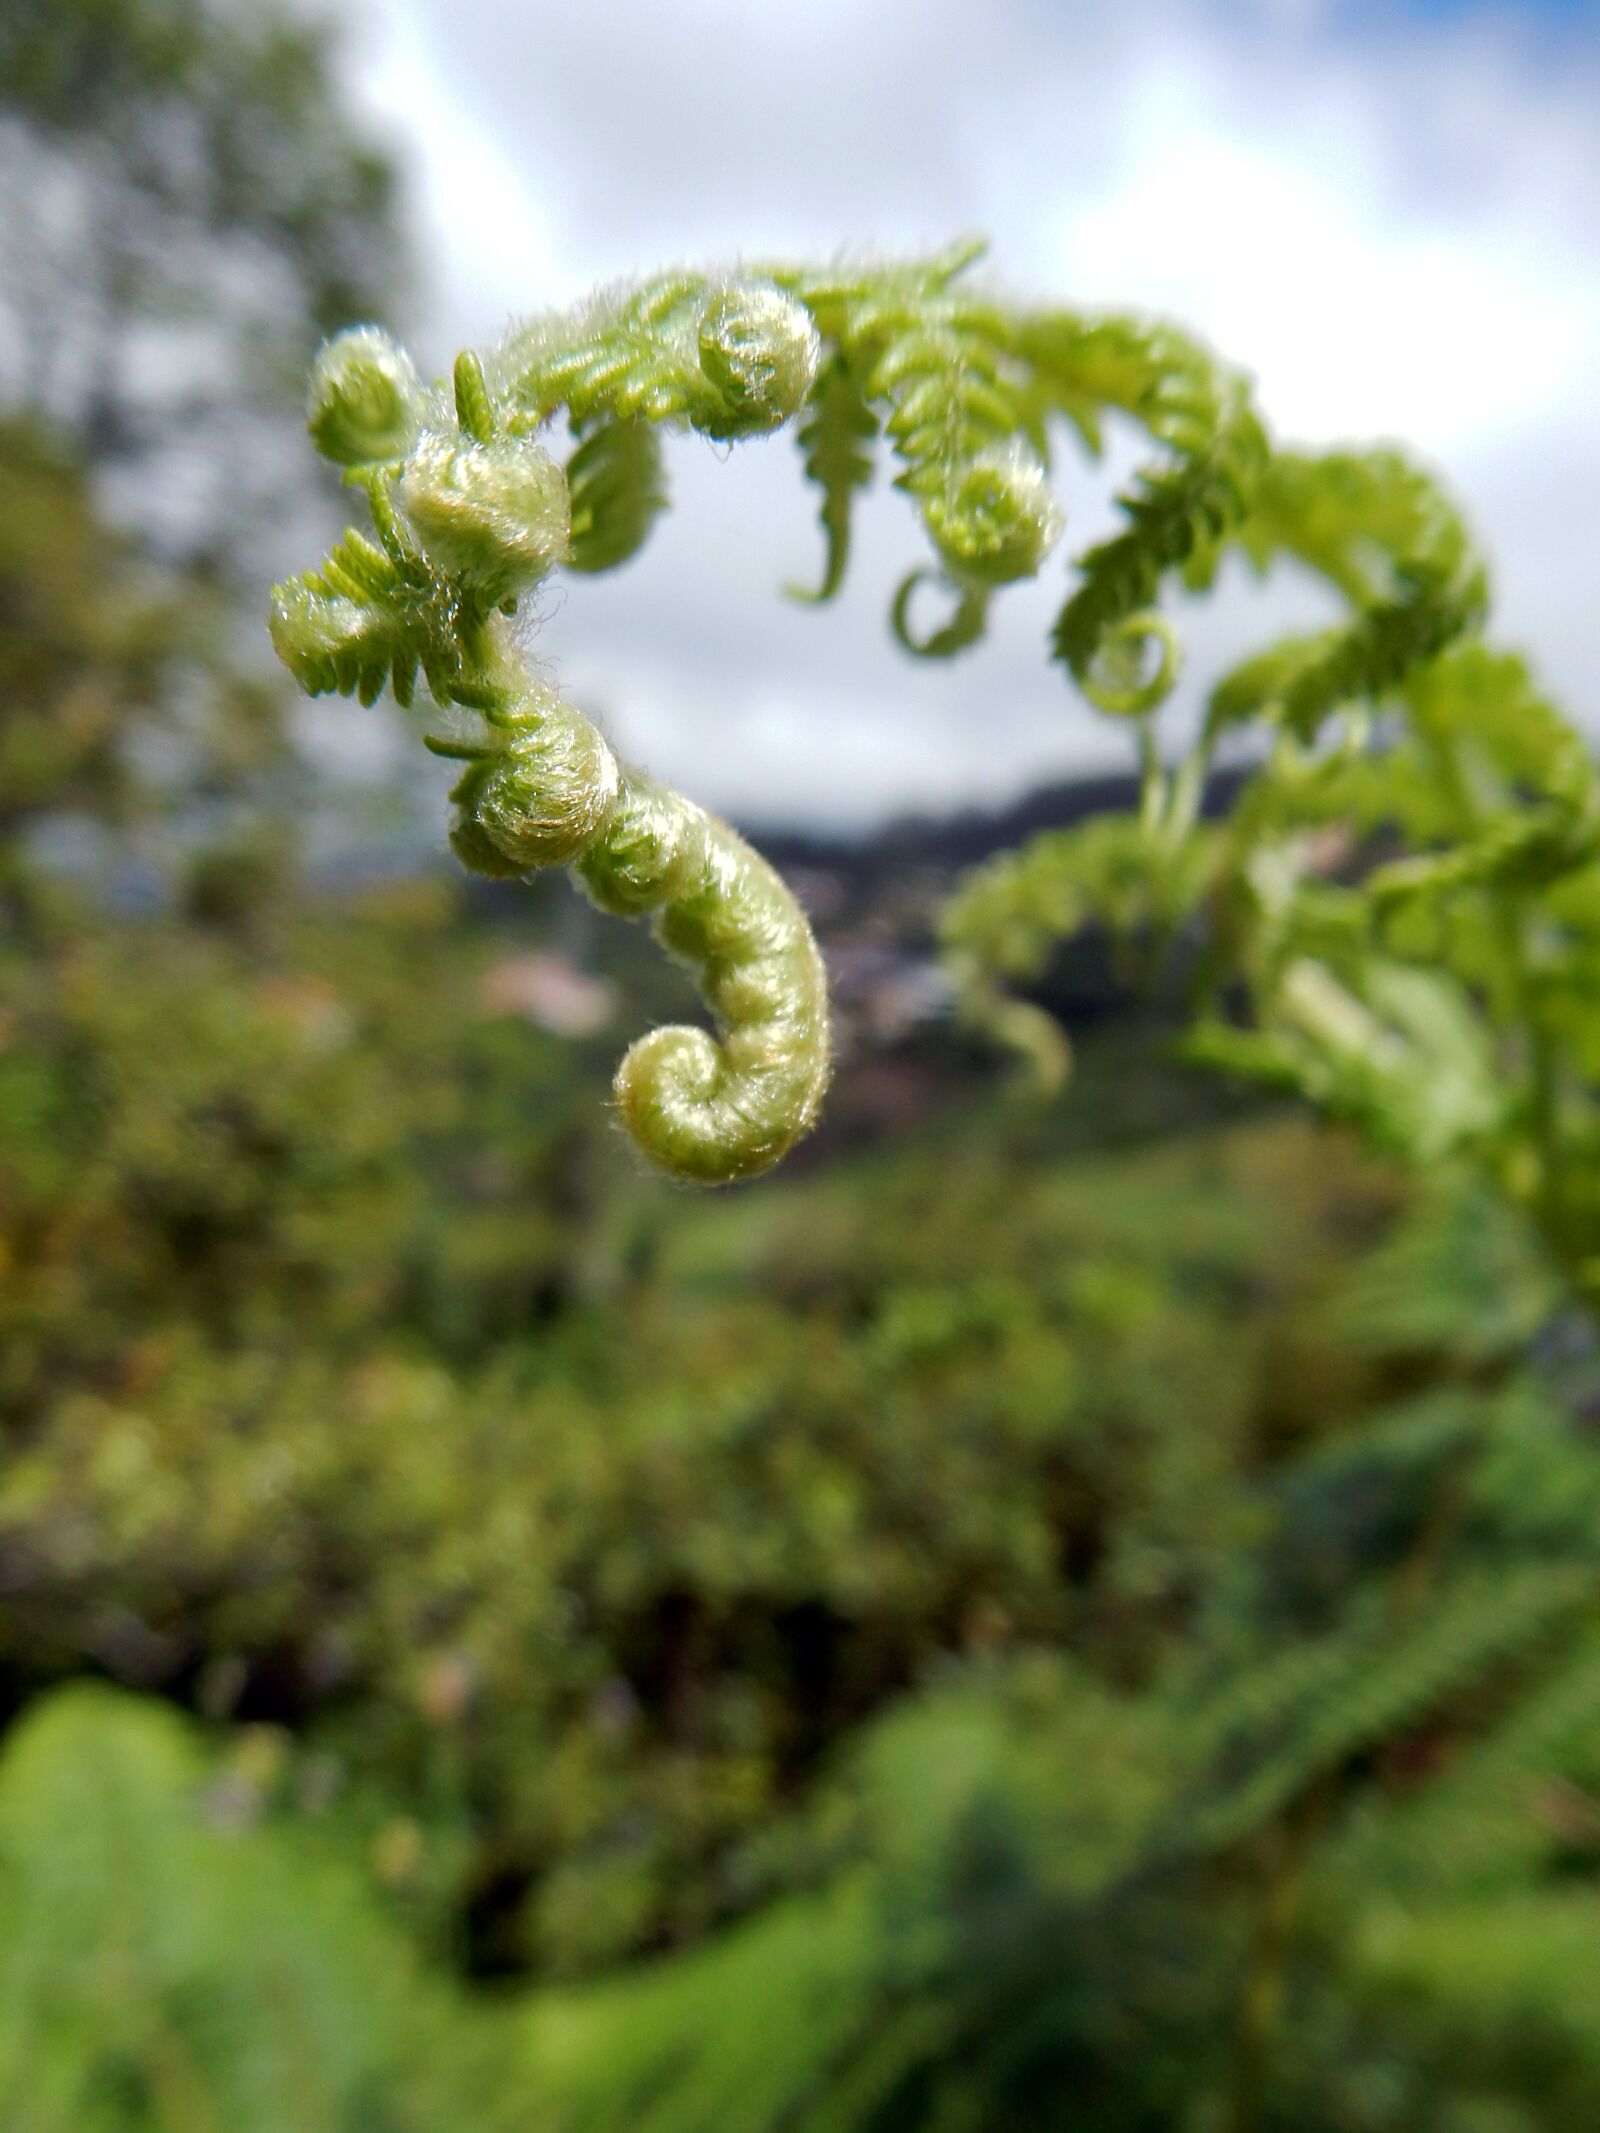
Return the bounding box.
[1019,314,1268,715]
[944,814,1218,983]
[1334,1615,1600,1895]
[306,324,425,468]
[1209,448,1489,740]
[498,271,709,426]
[766,236,989,339]
[889,572,990,659]
[523,1878,886,2133]
[941,816,1218,1074]
[563,417,669,575]
[783,254,1061,610]
[1175,1562,1596,1855]
[273,246,1581,1189]
[499,272,820,441]
[275,329,830,1179]
[870,322,1059,588]
[787,352,878,603]
[1402,644,1592,809]
[0,1687,486,2133]
[1339,645,1600,911]
[1216,645,1594,881]
[267,524,431,707]
[1367,806,1600,908]
[1188,956,1510,1164]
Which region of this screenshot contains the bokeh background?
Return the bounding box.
[3,2,1600,2128]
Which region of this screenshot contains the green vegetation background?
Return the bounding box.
[5,6,1600,2128]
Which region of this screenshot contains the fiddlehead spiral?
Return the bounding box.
[306,325,426,468]
[447,693,830,1182]
[778,248,1063,653]
[271,300,832,1183]
[397,430,571,603]
[494,272,821,440]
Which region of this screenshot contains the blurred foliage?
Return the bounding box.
[11,1279,1600,2133]
[0,421,175,839]
[518,1571,1600,2133]
[7,837,1600,2129]
[512,1175,1600,2131]
[0,0,406,892]
[6,677,1600,2126]
[0,0,403,504]
[0,1684,504,2132]
[0,420,282,855]
[0,871,1424,1977]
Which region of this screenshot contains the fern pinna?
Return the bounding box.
[272,244,1591,1232]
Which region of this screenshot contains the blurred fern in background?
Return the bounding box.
[0,1687,498,2133]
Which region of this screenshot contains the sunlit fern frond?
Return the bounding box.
[499,272,820,442]
[273,245,1586,1198]
[268,520,438,708]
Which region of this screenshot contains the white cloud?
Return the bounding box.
[342,0,1600,827]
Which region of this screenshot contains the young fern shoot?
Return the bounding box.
[273,286,832,1183]
[268,245,1245,1179]
[271,244,1595,1246]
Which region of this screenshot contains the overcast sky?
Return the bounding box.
[338,0,1600,830]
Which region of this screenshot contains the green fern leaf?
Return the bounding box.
[563,417,669,575]
[1021,314,1268,715]
[787,353,878,603]
[1209,449,1489,740]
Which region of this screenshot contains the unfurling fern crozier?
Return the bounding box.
[274,244,1559,1208]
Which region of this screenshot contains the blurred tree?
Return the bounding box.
[0,0,405,561]
[0,0,406,892]
[0,419,280,883]
[0,423,175,839]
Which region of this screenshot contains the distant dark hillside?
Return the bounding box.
[743,764,1257,1063]
[750,762,1254,899]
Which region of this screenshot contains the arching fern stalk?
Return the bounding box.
[271,244,1579,1210]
